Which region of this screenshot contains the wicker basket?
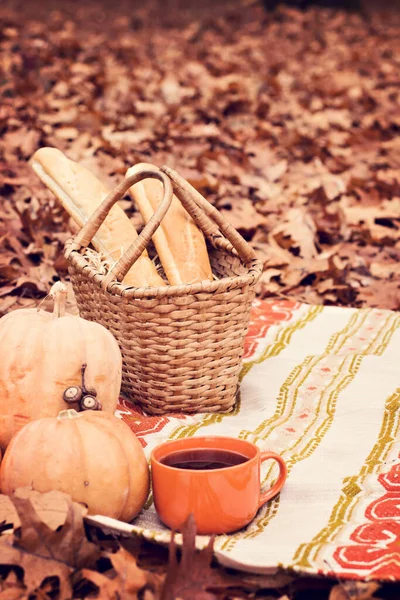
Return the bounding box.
[64,166,262,415]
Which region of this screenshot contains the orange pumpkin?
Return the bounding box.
[0,282,122,450]
[0,410,150,522]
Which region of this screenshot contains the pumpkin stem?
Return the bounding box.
[58,409,80,420]
[49,282,67,319]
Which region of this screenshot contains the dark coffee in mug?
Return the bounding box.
[160,448,249,470]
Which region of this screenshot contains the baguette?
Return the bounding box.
[32,148,166,288]
[127,163,213,286]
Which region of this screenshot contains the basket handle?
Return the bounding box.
[68,164,257,288]
[161,166,258,265]
[67,168,173,286]
[104,166,257,285]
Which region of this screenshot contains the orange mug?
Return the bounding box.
[150,436,287,535]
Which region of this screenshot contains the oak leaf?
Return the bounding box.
[161,515,217,600]
[218,198,265,233]
[0,571,27,600]
[76,547,160,600]
[272,208,318,260]
[329,581,381,600]
[160,514,293,600]
[0,490,99,599]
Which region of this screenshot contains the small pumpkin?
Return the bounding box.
[0,409,150,522]
[0,282,122,450]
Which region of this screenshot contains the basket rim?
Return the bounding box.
[65,238,262,300]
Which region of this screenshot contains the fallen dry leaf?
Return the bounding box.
[218,198,266,233]
[1,489,88,532]
[329,581,381,600]
[13,494,97,569]
[159,514,293,600]
[0,571,27,600]
[338,197,400,244]
[272,208,319,260]
[78,546,162,599]
[108,547,148,594]
[0,541,72,599]
[0,490,100,599]
[76,569,122,600]
[161,515,218,600]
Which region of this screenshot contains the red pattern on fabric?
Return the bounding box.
[243,299,300,359]
[116,397,187,447]
[334,458,400,579]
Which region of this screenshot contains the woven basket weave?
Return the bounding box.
[65,166,262,415]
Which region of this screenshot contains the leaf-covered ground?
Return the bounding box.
[1,0,400,315]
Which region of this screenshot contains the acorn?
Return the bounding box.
[80,395,102,411]
[62,363,101,411]
[63,386,83,404]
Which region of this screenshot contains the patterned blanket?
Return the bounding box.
[101,299,400,581]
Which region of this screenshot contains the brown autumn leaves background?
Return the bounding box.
[1,1,400,315]
[1,0,400,598]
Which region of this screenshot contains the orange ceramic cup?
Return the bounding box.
[151,436,287,535]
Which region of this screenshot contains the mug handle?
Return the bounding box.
[259,452,288,508]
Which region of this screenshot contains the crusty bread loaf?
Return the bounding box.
[127,163,213,286]
[32,148,166,288]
